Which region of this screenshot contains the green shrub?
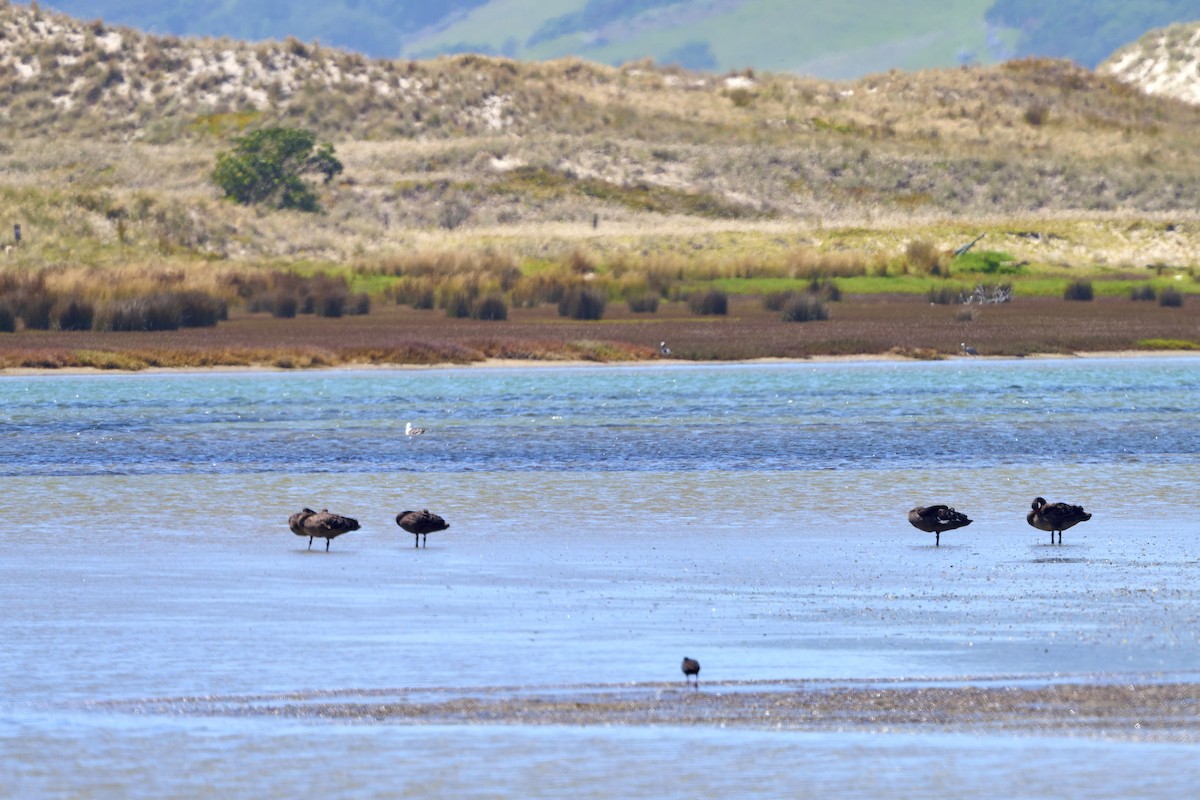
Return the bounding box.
[212,127,342,212]
[0,302,15,333]
[1063,280,1094,301]
[780,295,829,322]
[688,289,728,315]
[1129,284,1156,301]
[558,287,606,320]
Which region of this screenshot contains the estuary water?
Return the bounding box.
[2,358,1200,797]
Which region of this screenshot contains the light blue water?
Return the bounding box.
[2,359,1199,797]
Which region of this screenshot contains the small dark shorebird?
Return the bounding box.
[396,509,450,548]
[907,505,973,546]
[1027,496,1092,545]
[681,656,700,687]
[289,508,360,551]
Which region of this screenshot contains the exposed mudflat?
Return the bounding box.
[85,679,1200,741]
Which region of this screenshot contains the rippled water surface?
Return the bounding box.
[3,359,1199,797]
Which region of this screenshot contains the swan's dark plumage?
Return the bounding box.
[1027,497,1091,544]
[396,509,449,547]
[681,656,700,687]
[908,505,972,546]
[289,507,360,551]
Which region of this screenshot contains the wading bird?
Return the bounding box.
[660,341,671,356]
[908,505,973,546]
[396,509,450,547]
[1027,497,1091,545]
[961,342,979,356]
[405,422,426,436]
[289,508,360,551]
[681,656,700,687]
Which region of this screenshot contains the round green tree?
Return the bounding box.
[212,127,343,212]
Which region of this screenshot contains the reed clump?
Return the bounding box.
[1159,287,1184,307]
[558,287,606,320]
[780,294,829,322]
[1064,280,1095,301]
[688,289,728,315]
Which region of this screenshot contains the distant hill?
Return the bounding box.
[1101,21,1200,105]
[43,0,1200,78]
[986,0,1200,68]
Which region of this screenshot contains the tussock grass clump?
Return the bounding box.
[626,292,659,313]
[98,295,183,331]
[905,239,946,275]
[809,279,841,302]
[766,282,840,312]
[16,293,54,330]
[558,287,606,320]
[1129,284,1157,301]
[1159,287,1184,307]
[780,294,829,322]
[927,286,959,305]
[245,272,365,318]
[1064,280,1094,301]
[95,290,226,331]
[443,291,473,319]
[471,295,508,321]
[689,289,728,315]
[53,297,95,331]
[0,302,15,333]
[247,291,300,318]
[762,291,794,312]
[390,277,437,309]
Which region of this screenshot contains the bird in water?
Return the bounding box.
[681,656,700,687]
[907,505,973,546]
[405,422,427,436]
[395,509,450,547]
[659,341,672,356]
[1027,497,1092,545]
[961,342,979,356]
[288,508,360,551]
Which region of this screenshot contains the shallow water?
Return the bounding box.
[2,359,1199,797]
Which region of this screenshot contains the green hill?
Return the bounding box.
[404,0,998,77]
[48,0,1200,78]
